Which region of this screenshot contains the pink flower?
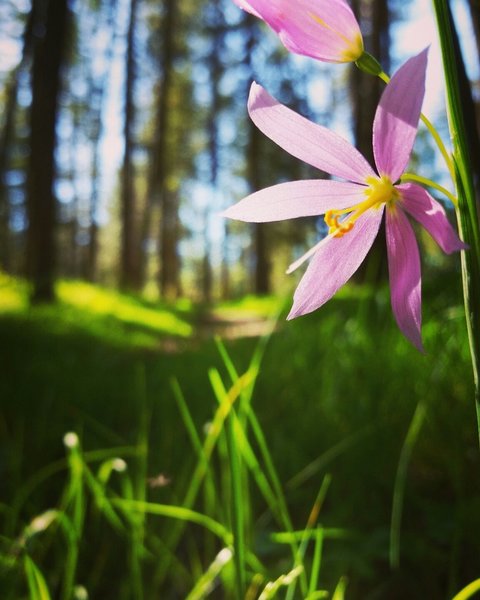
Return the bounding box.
[223,49,466,351]
[233,0,364,63]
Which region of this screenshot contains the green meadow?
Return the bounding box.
[1,272,479,599]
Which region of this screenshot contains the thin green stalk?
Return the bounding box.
[225,407,247,598]
[130,363,149,600]
[401,172,457,205]
[154,371,254,586]
[432,0,480,448]
[215,337,309,596]
[61,434,84,600]
[452,579,480,600]
[307,527,324,597]
[24,555,52,600]
[390,399,427,569]
[112,498,232,544]
[285,475,331,600]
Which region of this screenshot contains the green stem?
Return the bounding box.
[400,172,457,205]
[432,0,480,447]
[225,410,247,598]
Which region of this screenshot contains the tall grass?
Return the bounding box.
[1,325,342,598]
[1,273,479,598]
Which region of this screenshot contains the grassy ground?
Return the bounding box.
[0,272,479,599]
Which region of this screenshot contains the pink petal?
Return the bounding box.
[397,183,467,254]
[249,83,375,184]
[287,207,384,319]
[386,207,423,352]
[222,180,366,222]
[232,0,363,63]
[373,48,429,181]
[232,0,262,18]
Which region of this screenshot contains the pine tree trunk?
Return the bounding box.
[26,0,69,303]
[120,0,139,291]
[204,0,224,302]
[248,118,271,295]
[0,77,17,273]
[0,8,34,273]
[150,0,178,299]
[244,14,271,295]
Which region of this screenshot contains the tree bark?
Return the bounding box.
[248,114,271,295]
[120,0,139,290]
[142,0,179,299]
[244,14,271,295]
[26,0,70,303]
[203,0,224,302]
[0,8,35,273]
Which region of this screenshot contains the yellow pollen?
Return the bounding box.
[324,175,398,238]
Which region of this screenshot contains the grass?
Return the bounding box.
[0,271,479,598]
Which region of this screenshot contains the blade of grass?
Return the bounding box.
[112,498,232,545]
[286,475,331,600]
[185,547,233,600]
[215,338,308,594]
[286,425,376,490]
[61,433,85,600]
[258,566,304,600]
[308,528,324,596]
[154,370,254,585]
[24,555,52,600]
[209,368,246,598]
[390,398,427,569]
[128,363,149,600]
[332,576,348,600]
[452,579,480,600]
[432,0,480,448]
[171,377,220,523]
[271,529,353,544]
[8,446,137,538]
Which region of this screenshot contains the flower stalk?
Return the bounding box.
[432,0,480,446]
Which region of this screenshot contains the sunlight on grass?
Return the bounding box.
[0,274,193,345]
[215,294,287,319]
[57,281,192,338]
[0,272,28,311]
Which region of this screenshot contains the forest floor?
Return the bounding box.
[1,272,480,599]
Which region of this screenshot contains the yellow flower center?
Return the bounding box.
[309,14,364,62]
[324,175,399,238]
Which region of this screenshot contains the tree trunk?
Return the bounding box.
[145,0,178,299]
[0,77,17,273]
[86,0,118,282]
[26,0,69,303]
[350,0,388,164]
[0,8,35,273]
[119,0,139,291]
[203,0,224,302]
[248,117,271,295]
[244,14,271,295]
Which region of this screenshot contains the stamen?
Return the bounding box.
[324,175,398,238]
